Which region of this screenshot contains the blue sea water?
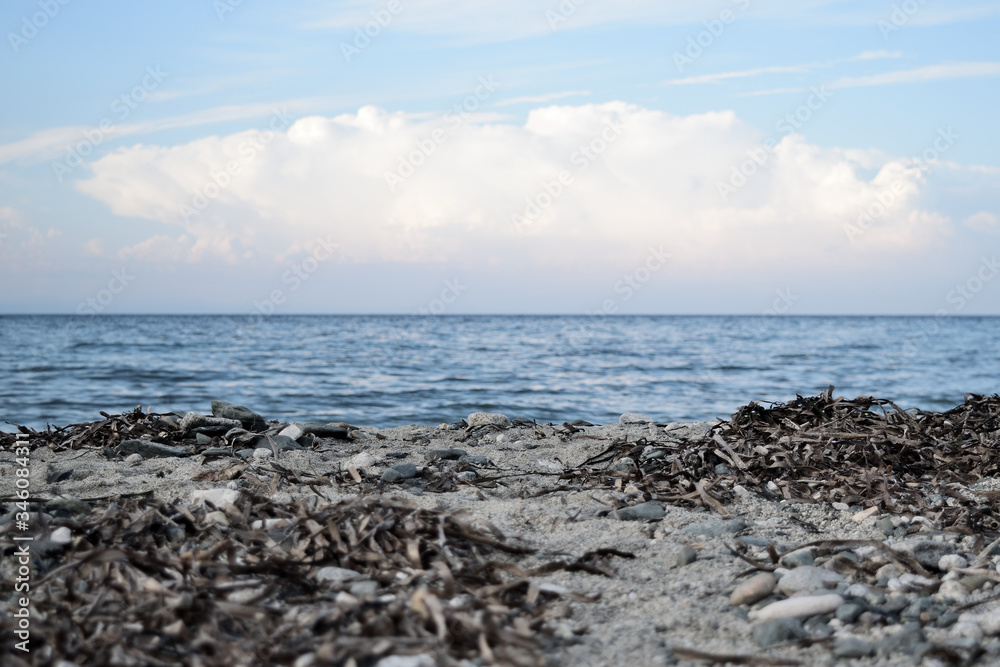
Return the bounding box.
[0,315,997,431]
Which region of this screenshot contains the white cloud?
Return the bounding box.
[75,102,966,278]
[830,62,1000,89]
[964,211,998,232]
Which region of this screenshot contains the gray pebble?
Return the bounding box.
[836,603,865,624]
[876,516,895,535]
[617,501,666,522]
[116,439,190,459]
[381,463,419,483]
[458,455,490,466]
[833,636,874,658]
[681,518,747,538]
[201,448,232,457]
[195,433,213,445]
[892,539,958,570]
[752,618,808,648]
[677,546,698,566]
[779,548,815,568]
[211,400,267,431]
[467,412,511,429]
[876,621,925,656]
[270,435,303,451]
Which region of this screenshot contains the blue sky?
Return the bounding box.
[1,0,999,314]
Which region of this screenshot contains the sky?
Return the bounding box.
[1,0,999,315]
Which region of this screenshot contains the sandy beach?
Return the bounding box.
[3,395,1000,666]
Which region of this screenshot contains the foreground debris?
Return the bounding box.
[3,390,1000,665]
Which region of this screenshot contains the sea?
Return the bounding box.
[1,314,997,431]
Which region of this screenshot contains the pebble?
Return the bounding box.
[775,567,844,595]
[752,618,809,647]
[50,526,72,545]
[270,434,303,451]
[381,463,418,483]
[935,579,970,603]
[779,548,815,568]
[225,427,251,442]
[833,636,874,658]
[179,412,242,433]
[616,501,665,522]
[278,423,304,440]
[424,448,468,461]
[117,439,190,459]
[619,413,653,424]
[960,575,991,591]
[676,546,697,567]
[374,655,435,667]
[681,518,747,538]
[939,554,968,571]
[458,455,490,466]
[892,539,957,570]
[750,594,843,621]
[195,433,212,446]
[252,448,273,461]
[190,489,241,513]
[211,400,267,431]
[315,566,364,585]
[466,412,511,429]
[968,612,1000,636]
[836,603,865,623]
[125,453,143,466]
[876,621,926,656]
[730,572,776,606]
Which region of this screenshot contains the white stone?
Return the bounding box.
[375,655,436,667]
[252,447,273,460]
[316,566,364,585]
[853,506,879,522]
[749,594,844,621]
[977,612,1000,636]
[278,423,304,440]
[619,413,653,424]
[951,621,984,641]
[775,566,844,595]
[831,502,850,511]
[467,412,512,428]
[935,579,970,603]
[251,518,291,530]
[938,554,968,571]
[191,488,241,512]
[730,572,776,606]
[125,453,143,465]
[50,526,72,545]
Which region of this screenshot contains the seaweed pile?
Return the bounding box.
[0,493,617,666]
[562,389,1000,535]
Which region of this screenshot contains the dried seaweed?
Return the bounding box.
[0,494,594,666]
[557,389,1000,535]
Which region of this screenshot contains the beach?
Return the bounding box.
[3,395,1000,666]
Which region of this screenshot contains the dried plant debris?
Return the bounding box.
[0,404,358,462]
[557,389,1000,536]
[0,494,614,666]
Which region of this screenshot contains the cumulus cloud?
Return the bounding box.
[77,102,960,275]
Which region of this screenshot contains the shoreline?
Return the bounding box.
[3,394,1000,665]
